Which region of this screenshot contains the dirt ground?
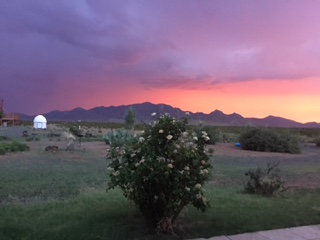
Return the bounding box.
[1,125,319,160]
[1,125,320,190]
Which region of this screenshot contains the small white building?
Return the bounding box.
[33,115,47,129]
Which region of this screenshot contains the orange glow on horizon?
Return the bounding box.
[71,78,320,124]
[140,78,320,123]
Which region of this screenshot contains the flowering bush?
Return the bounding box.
[107,113,212,233]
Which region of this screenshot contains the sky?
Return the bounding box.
[1,0,320,123]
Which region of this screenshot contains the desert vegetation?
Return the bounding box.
[0,136,29,155]
[0,120,320,239]
[244,161,287,196]
[239,126,301,153]
[107,113,212,233]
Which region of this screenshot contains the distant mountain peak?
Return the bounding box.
[18,102,320,128]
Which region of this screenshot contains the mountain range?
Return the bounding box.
[19,102,320,128]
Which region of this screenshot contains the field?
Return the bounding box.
[0,125,320,240]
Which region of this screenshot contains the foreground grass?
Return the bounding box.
[1,188,320,240]
[0,141,320,239]
[0,190,147,240]
[184,187,320,238]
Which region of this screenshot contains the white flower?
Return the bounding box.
[202,196,207,204]
[112,171,120,176]
[135,162,140,167]
[107,167,114,171]
[184,166,190,171]
[130,153,136,157]
[185,186,190,192]
[185,112,190,116]
[201,160,206,165]
[154,195,158,200]
[138,137,145,143]
[167,163,173,168]
[201,131,207,136]
[159,129,164,133]
[139,158,145,163]
[151,112,156,117]
[195,183,202,189]
[196,193,202,199]
[204,136,210,141]
[193,136,198,141]
[203,169,209,174]
[182,131,188,137]
[166,134,173,140]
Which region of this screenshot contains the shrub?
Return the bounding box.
[208,147,214,155]
[0,146,6,155]
[107,113,212,233]
[69,126,81,136]
[13,141,30,151]
[25,137,34,142]
[315,138,320,147]
[244,161,287,196]
[0,136,10,141]
[124,106,136,129]
[239,127,300,154]
[195,125,219,144]
[0,141,29,155]
[104,128,135,147]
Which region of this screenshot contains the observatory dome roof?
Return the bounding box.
[33,115,47,123]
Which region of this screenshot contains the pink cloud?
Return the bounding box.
[1,0,320,122]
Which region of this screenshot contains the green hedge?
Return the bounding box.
[239,127,300,154]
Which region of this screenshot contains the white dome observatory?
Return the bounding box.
[33,115,47,129]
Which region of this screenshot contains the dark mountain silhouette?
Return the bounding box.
[19,102,320,128]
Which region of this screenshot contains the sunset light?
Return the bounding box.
[1,1,320,123]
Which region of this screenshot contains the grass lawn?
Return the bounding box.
[0,127,320,239]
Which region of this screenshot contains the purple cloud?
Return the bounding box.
[1,0,320,114]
